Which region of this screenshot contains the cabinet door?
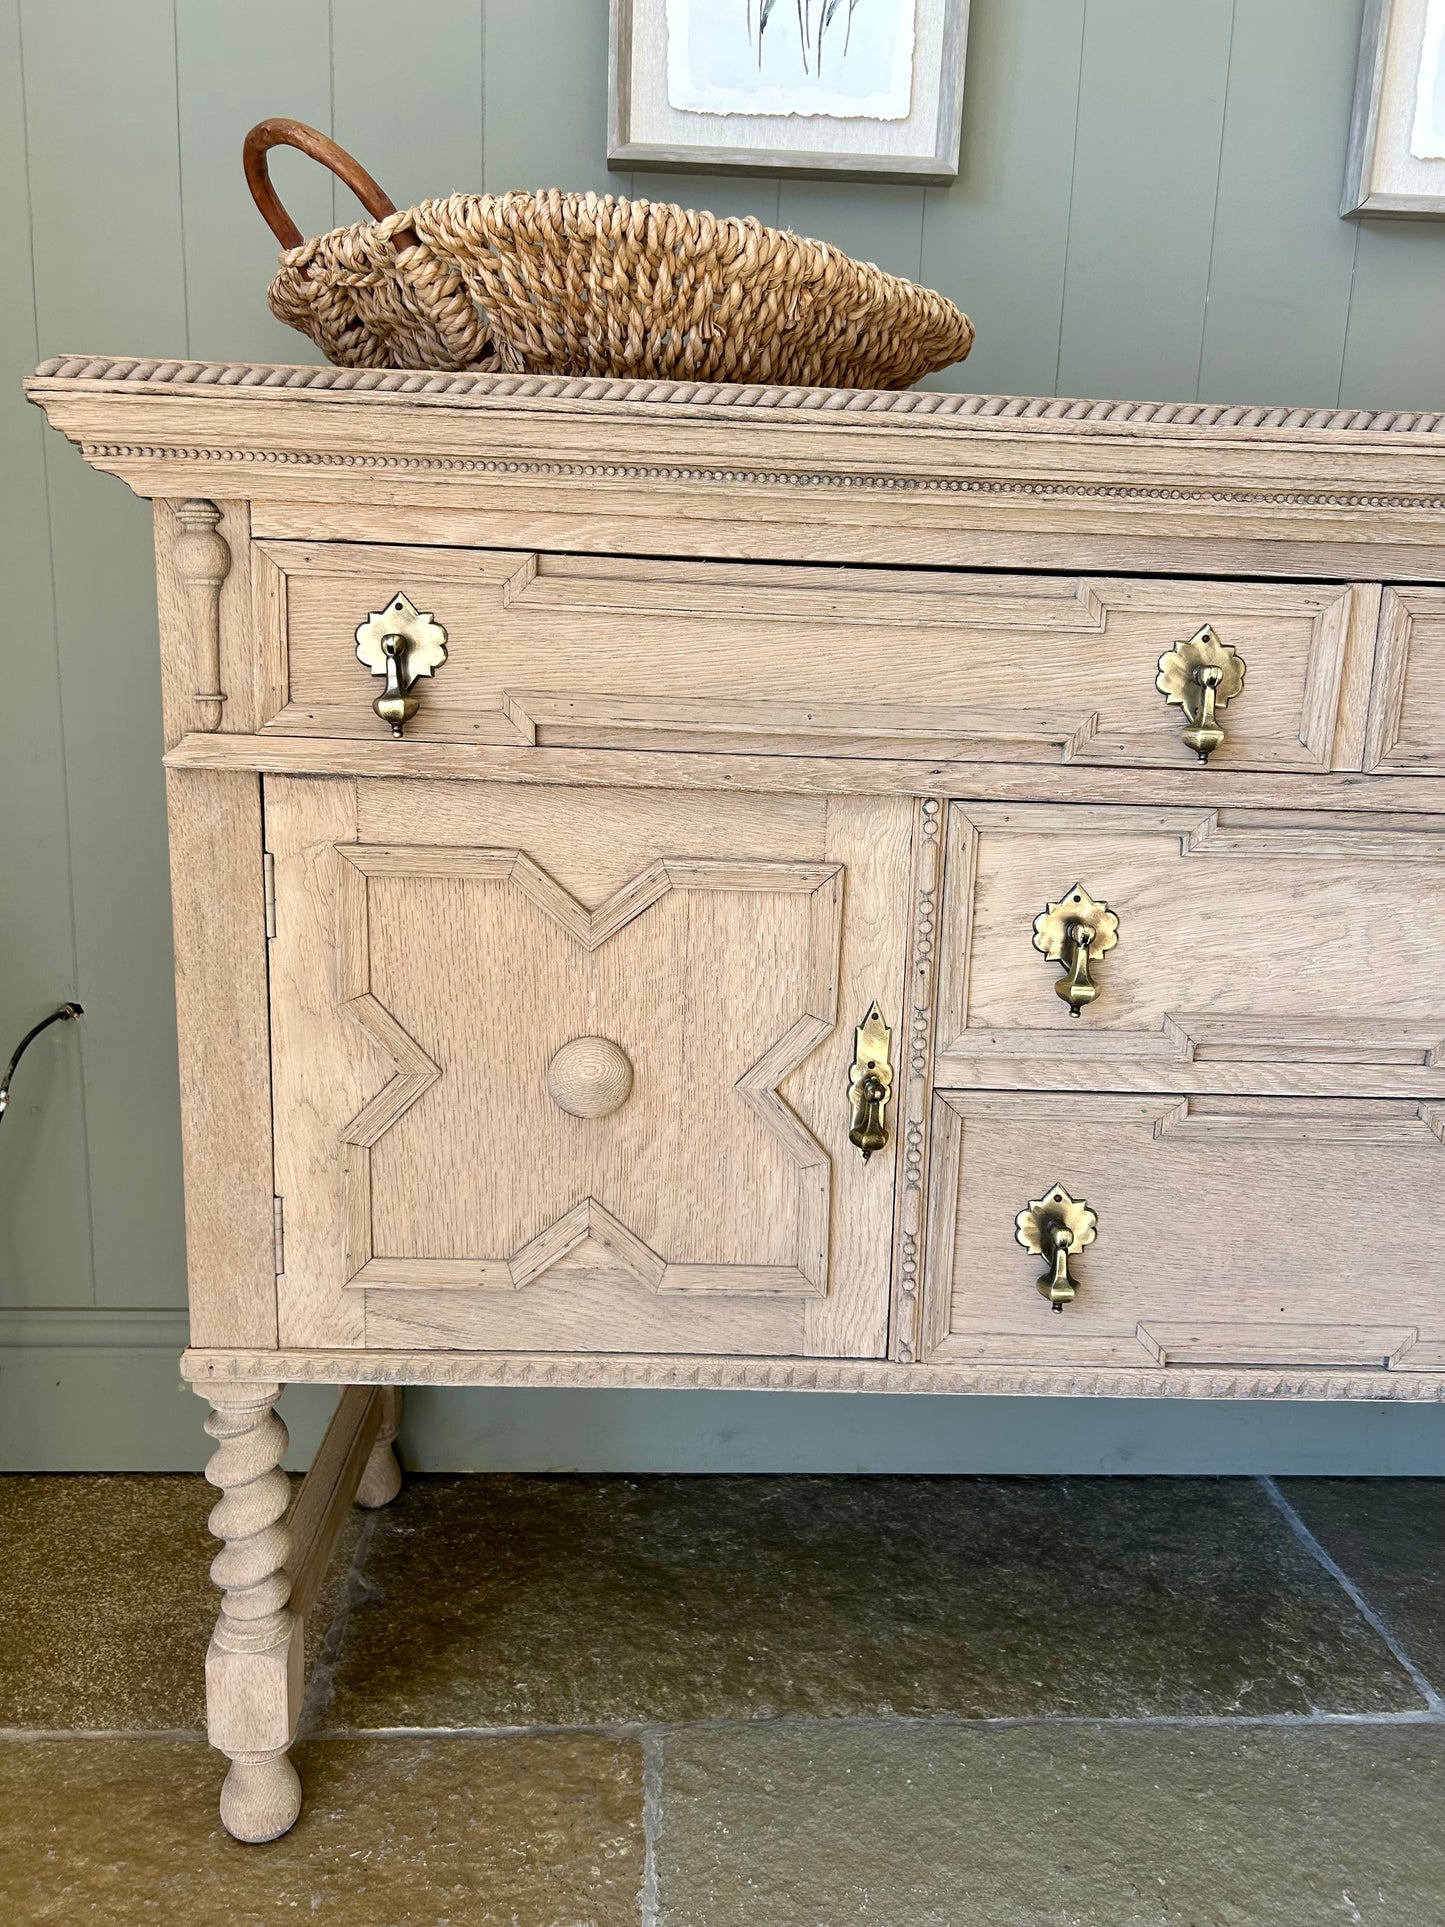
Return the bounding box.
[266,777,911,1356]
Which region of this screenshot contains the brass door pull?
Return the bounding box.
[1156,624,1246,762]
[1016,1186,1097,1311]
[1032,884,1119,1016]
[847,1001,893,1162]
[355,593,448,737]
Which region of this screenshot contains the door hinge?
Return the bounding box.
[263,852,277,939]
[272,1194,285,1276]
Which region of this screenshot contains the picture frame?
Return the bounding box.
[608,0,970,183]
[1343,0,1445,214]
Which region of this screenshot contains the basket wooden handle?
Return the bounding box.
[243,118,413,250]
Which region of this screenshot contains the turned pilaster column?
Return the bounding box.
[199,1382,303,1842]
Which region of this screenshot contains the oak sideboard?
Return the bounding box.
[27,353,1445,1840]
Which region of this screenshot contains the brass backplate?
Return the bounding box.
[1155,624,1245,710]
[1031,884,1119,963]
[1015,1185,1097,1260]
[847,1001,894,1162]
[355,592,448,680]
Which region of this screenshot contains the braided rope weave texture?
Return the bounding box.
[259,191,975,391]
[33,353,1445,437]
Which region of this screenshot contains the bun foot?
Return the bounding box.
[355,1388,403,1509]
[219,1748,302,1843]
[356,1437,402,1508]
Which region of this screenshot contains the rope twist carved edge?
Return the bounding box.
[32,355,1445,436]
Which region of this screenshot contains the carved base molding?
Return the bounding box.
[181,1348,1445,1402]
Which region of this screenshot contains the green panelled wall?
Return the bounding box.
[3,0,1444,1471]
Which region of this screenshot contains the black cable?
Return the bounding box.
[0,1004,83,1128]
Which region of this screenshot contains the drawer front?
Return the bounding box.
[935,802,1445,1093]
[1367,586,1445,774]
[255,541,1361,773]
[922,1091,1445,1372]
[265,776,911,1357]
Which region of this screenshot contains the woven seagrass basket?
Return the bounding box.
[244,120,974,390]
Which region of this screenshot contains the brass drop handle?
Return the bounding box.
[376,634,414,734]
[1156,624,1246,762]
[1016,1186,1097,1311]
[847,1001,893,1162]
[355,593,448,738]
[1032,885,1119,1016]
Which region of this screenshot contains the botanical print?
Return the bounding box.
[1412,0,1445,158]
[665,0,917,121]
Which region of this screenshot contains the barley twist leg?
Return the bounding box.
[200,1382,303,1842]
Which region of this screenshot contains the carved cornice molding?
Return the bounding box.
[181,1348,1445,1401]
[30,355,1445,437]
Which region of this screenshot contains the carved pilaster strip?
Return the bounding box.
[890,796,942,1363]
[173,498,231,729]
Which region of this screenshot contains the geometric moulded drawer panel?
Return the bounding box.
[266,775,912,1358]
[921,1091,1445,1370]
[934,803,1445,1089]
[258,541,1356,772]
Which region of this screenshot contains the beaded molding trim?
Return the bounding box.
[67,443,1445,514]
[180,1349,1445,1400]
[30,354,1445,436]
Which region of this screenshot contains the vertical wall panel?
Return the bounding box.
[483,0,627,196]
[777,181,925,282]
[919,0,1086,397]
[631,172,782,225]
[1057,0,1235,402]
[1339,220,1445,411]
[1197,0,1361,406]
[331,0,485,220]
[176,0,333,364]
[23,0,189,1307]
[0,0,93,1309]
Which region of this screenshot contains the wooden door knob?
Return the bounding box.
[547,1037,633,1118]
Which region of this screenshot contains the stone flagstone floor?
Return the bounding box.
[0,1472,1442,1924]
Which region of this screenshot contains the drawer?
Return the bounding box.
[1367,587,1445,774]
[921,1091,1445,1372]
[264,775,911,1357]
[253,540,1363,773]
[934,802,1445,1094]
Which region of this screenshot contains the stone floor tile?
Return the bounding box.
[0,1733,643,1927]
[1278,1479,1445,1694]
[329,1474,1422,1728]
[655,1719,1445,1927]
[0,1475,362,1731]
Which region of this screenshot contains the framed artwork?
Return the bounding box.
[1344,0,1445,213]
[608,0,970,182]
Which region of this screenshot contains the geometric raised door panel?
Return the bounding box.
[935,802,1445,1095]
[334,842,841,1297]
[266,776,912,1359]
[256,542,1360,773]
[920,1091,1445,1372]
